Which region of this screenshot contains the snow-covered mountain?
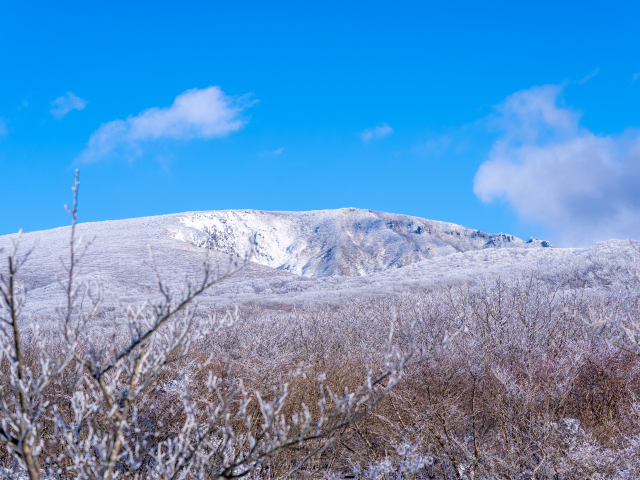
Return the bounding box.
[3,208,635,319]
[169,208,553,277]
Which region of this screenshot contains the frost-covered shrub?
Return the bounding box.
[0,174,421,480]
[3,174,640,479]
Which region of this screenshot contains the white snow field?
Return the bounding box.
[0,208,636,317]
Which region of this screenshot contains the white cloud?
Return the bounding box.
[50,92,87,119]
[633,72,640,84]
[474,84,640,246]
[361,123,393,142]
[577,67,599,84]
[258,147,285,158]
[414,134,454,157]
[79,86,253,162]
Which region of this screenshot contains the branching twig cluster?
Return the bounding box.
[0,172,422,479]
[4,173,640,479]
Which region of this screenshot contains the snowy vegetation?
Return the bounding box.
[2,174,640,479]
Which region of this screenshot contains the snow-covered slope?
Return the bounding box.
[169,208,552,277]
[3,208,634,320]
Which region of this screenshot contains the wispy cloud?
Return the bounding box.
[258,147,285,158]
[414,134,454,157]
[473,84,640,246]
[633,72,640,84]
[577,67,599,84]
[79,86,254,162]
[0,118,7,137]
[361,123,393,142]
[51,92,87,119]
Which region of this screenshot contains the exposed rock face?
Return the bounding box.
[169,208,553,278]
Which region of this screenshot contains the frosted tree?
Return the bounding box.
[0,172,421,479]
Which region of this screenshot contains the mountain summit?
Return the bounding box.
[170,208,553,277]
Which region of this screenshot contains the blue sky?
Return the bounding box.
[1,1,639,245]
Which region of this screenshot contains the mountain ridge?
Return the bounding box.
[2,209,636,321]
[169,207,553,277]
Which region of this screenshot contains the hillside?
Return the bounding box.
[0,208,634,317]
[170,208,552,277]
